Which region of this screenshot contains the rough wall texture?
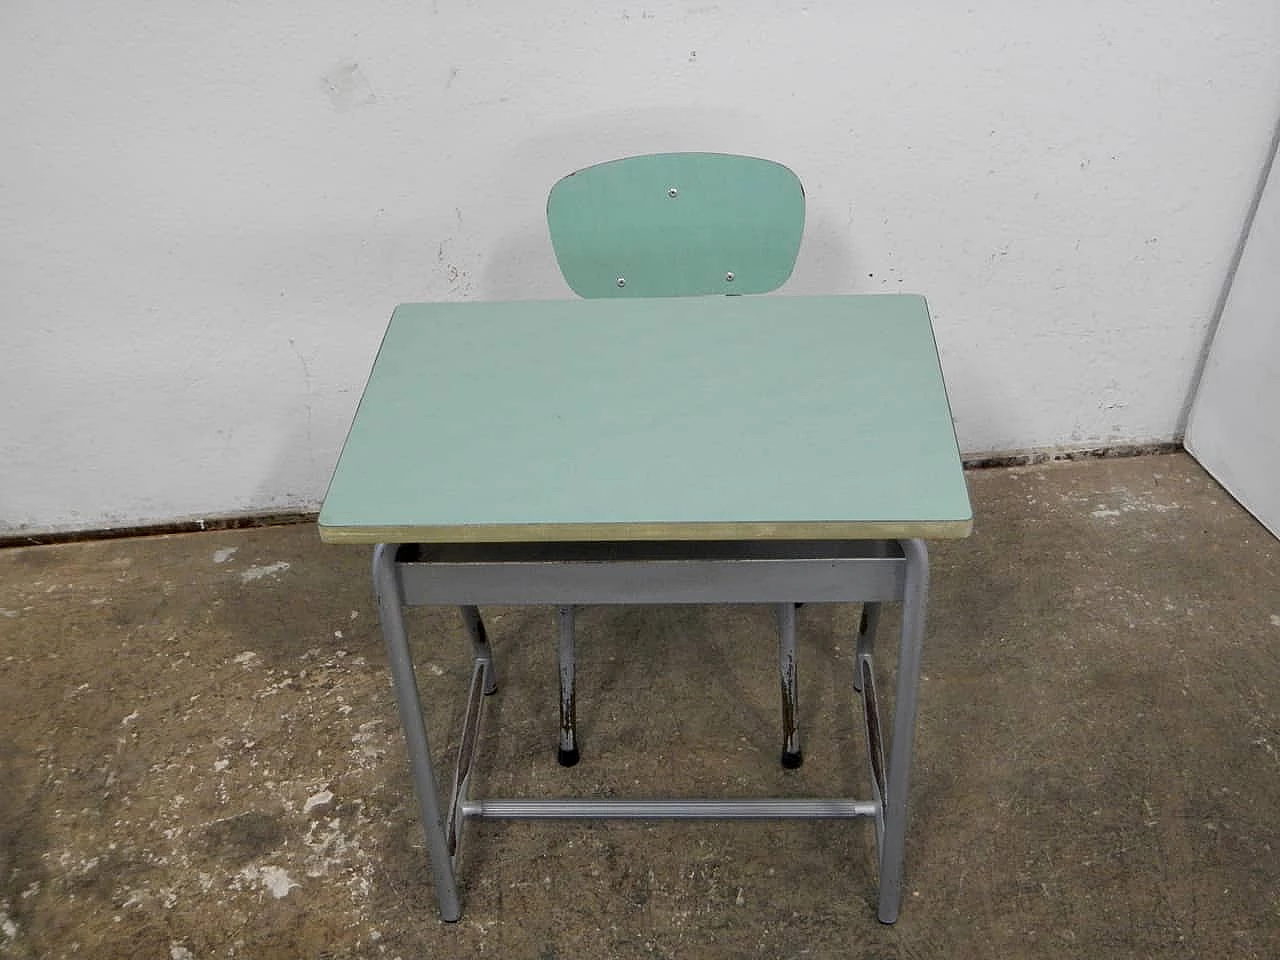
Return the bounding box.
[4,2,1280,533]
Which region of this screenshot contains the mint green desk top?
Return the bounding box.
[319,294,972,544]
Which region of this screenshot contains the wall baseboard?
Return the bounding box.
[0,510,319,550]
[0,441,1187,549]
[961,440,1183,470]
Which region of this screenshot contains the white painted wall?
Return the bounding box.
[1186,119,1280,538]
[4,1,1280,534]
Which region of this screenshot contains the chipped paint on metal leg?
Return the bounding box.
[778,602,803,769]
[557,605,579,766]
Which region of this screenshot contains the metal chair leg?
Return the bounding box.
[458,605,498,694]
[876,538,929,924]
[557,605,580,766]
[777,602,803,769]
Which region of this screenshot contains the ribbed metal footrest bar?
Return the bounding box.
[460,798,877,819]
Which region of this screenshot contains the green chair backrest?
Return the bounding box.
[546,153,805,298]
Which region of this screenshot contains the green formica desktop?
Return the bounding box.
[319,293,972,924]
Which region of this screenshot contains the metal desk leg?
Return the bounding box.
[458,605,498,694]
[851,602,882,693]
[777,602,803,768]
[876,538,930,924]
[852,540,888,694]
[373,545,463,922]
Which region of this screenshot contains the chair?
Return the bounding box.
[459,152,815,768]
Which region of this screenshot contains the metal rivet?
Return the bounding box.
[667,187,679,198]
[725,272,735,282]
[616,277,627,287]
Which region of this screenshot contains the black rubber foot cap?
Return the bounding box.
[483,684,499,696]
[558,747,580,767]
[781,750,804,770]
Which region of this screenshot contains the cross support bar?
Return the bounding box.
[460,798,878,819]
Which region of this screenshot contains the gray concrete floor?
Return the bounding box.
[0,452,1277,959]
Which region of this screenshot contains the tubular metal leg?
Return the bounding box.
[876,538,930,924]
[557,605,579,767]
[777,602,803,769]
[851,602,882,693]
[372,545,462,922]
[458,605,498,694]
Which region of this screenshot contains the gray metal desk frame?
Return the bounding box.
[320,295,971,925]
[372,536,929,924]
